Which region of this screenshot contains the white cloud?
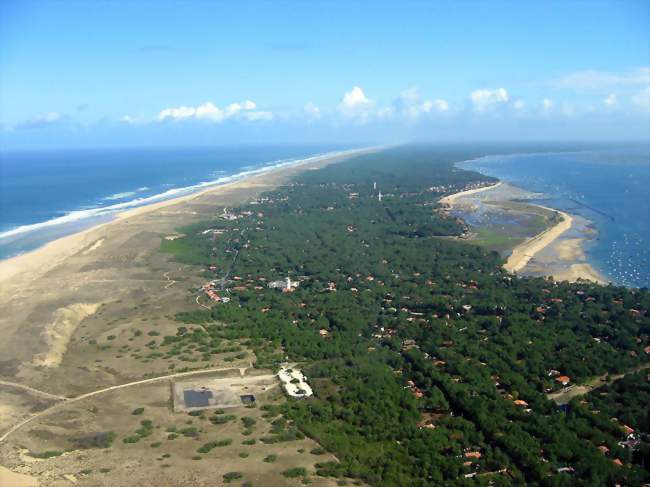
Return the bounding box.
[513,99,525,110]
[541,98,553,112]
[470,88,509,111]
[338,86,375,121]
[157,100,270,122]
[433,99,449,112]
[304,102,321,119]
[34,112,63,123]
[15,111,66,129]
[549,67,650,91]
[391,88,449,121]
[603,93,617,106]
[632,86,650,109]
[341,86,370,109]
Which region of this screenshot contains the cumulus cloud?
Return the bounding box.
[304,102,321,119]
[157,100,271,122]
[393,88,449,120]
[433,99,449,112]
[470,88,509,111]
[338,86,375,121]
[341,86,370,109]
[632,86,650,109]
[15,112,67,130]
[549,67,650,91]
[603,93,617,106]
[541,98,554,112]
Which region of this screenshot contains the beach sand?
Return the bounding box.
[439,182,502,206]
[503,205,573,273]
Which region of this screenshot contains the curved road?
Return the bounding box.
[0,365,252,443]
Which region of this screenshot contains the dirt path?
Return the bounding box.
[0,365,254,443]
[547,364,650,404]
[0,381,67,402]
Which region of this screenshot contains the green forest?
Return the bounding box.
[162,146,649,486]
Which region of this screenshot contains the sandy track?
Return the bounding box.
[0,381,66,402]
[0,366,255,443]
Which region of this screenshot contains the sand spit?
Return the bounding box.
[439,182,502,206]
[503,206,573,273]
[442,183,605,284]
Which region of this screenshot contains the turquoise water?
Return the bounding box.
[460,149,650,288]
[0,145,349,259]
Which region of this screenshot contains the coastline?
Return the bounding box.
[0,147,378,285]
[439,181,502,206]
[503,205,574,273]
[442,182,606,284]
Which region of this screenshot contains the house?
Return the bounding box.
[268,276,299,292]
[555,376,571,386]
[513,399,529,407]
[621,424,635,436]
[464,451,482,459]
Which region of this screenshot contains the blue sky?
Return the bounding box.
[1,0,649,149]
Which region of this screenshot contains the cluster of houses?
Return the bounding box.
[219,207,264,221]
[201,281,231,303]
[278,367,313,398]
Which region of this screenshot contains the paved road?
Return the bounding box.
[0,365,254,443]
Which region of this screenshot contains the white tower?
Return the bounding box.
[378,191,382,202]
[286,276,292,289]
[373,182,377,190]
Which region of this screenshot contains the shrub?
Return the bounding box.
[123,436,140,444]
[282,467,307,478]
[263,454,278,463]
[223,472,243,482]
[241,417,256,428]
[32,450,63,458]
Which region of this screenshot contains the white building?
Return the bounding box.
[278,367,313,398]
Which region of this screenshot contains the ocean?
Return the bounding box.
[459,148,650,289]
[0,145,348,259]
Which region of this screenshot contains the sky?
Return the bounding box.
[0,0,649,150]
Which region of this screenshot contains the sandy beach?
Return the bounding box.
[0,147,375,286]
[503,205,573,273]
[439,182,502,206]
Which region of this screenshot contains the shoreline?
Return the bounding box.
[503,205,573,273]
[442,182,606,284]
[0,146,379,285]
[439,181,502,206]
